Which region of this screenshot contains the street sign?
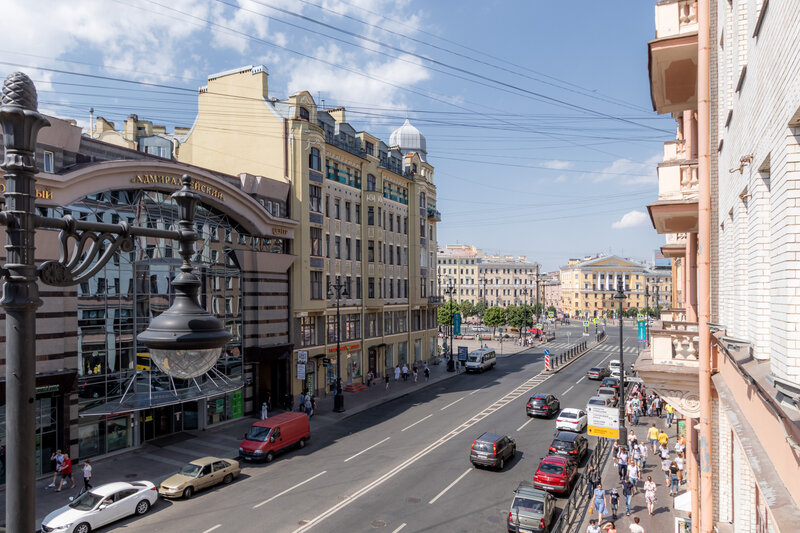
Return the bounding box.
[587,405,620,439]
[593,318,600,324]
[454,313,462,335]
[638,321,646,342]
[548,311,555,318]
[536,323,543,329]
[322,358,331,365]
[296,363,306,380]
[297,350,308,363]
[544,349,551,356]
[637,314,645,322]
[458,346,469,361]
[583,321,590,327]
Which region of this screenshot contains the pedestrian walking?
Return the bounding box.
[627,461,640,484]
[617,448,629,481]
[82,459,92,493]
[661,453,672,483]
[604,522,618,533]
[587,519,601,533]
[424,363,430,381]
[627,430,637,449]
[647,424,659,453]
[610,488,620,520]
[261,402,269,420]
[621,478,635,516]
[676,452,685,485]
[304,395,313,419]
[669,460,680,495]
[394,364,401,382]
[366,370,374,387]
[637,442,648,468]
[625,401,633,425]
[629,516,645,533]
[56,453,75,491]
[665,403,674,427]
[644,476,657,515]
[674,435,686,455]
[592,483,608,521]
[412,363,418,382]
[385,374,390,390]
[586,465,600,496]
[48,450,64,488]
[655,396,663,418]
[632,403,641,426]
[657,429,669,449]
[402,364,409,381]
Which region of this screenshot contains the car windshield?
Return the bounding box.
[590,368,602,372]
[559,412,577,419]
[588,398,606,405]
[179,463,203,477]
[531,398,546,405]
[512,497,544,513]
[245,426,272,442]
[68,491,104,511]
[468,356,479,362]
[539,463,565,475]
[599,388,614,395]
[473,441,492,452]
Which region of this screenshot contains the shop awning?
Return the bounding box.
[673,490,692,513]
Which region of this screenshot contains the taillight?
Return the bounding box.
[471,439,476,453]
[549,446,556,452]
[526,403,531,407]
[569,449,578,454]
[539,518,546,529]
[508,512,513,523]
[493,442,497,456]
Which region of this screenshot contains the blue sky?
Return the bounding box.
[1,0,671,271]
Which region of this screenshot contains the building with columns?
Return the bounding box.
[641,1,800,531]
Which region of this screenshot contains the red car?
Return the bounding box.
[533,455,579,494]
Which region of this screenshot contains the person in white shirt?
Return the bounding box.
[629,516,645,533]
[82,459,93,492]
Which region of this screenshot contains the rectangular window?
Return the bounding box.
[310,228,322,257]
[365,141,374,155]
[378,241,383,263]
[368,240,375,262]
[325,194,330,217]
[43,150,54,173]
[345,201,351,222]
[335,236,341,259]
[334,198,341,219]
[396,215,401,233]
[368,277,375,298]
[300,316,316,347]
[355,239,361,261]
[368,206,375,226]
[310,272,322,300]
[345,237,351,260]
[346,276,352,298]
[377,207,382,228]
[325,233,330,258]
[367,174,376,191]
[389,246,394,265]
[389,215,394,232]
[403,217,408,234]
[356,276,362,299]
[327,315,337,343]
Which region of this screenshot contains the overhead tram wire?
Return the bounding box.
[292,0,652,113]
[220,0,672,134]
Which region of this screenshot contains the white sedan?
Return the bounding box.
[41,481,157,533]
[555,408,588,432]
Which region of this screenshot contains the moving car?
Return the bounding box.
[239,412,310,462]
[600,377,620,390]
[587,395,614,408]
[555,408,587,432]
[158,456,240,499]
[507,481,557,533]
[41,481,157,533]
[548,431,588,462]
[585,366,611,380]
[596,387,618,407]
[526,393,560,418]
[609,359,622,373]
[533,455,580,494]
[470,432,516,470]
[464,347,497,373]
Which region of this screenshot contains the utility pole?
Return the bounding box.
[614,278,627,447]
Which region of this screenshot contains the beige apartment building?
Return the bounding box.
[559,255,671,318]
[436,245,540,308]
[178,65,440,396]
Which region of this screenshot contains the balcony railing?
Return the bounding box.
[665,232,687,246]
[426,207,441,221]
[660,308,686,322]
[663,140,686,161]
[428,295,444,305]
[657,161,699,201]
[655,0,698,39]
[650,320,699,364]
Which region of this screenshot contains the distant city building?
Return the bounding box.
[88,113,188,159]
[541,272,561,312]
[436,245,540,307]
[559,255,671,317]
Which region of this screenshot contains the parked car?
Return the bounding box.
[507,480,557,533]
[158,456,240,499]
[41,481,157,533]
[587,395,614,408]
[533,454,580,495]
[526,393,561,418]
[596,387,618,407]
[470,432,516,470]
[601,377,620,390]
[239,412,310,462]
[548,431,588,462]
[586,366,611,380]
[609,359,622,373]
[555,408,587,432]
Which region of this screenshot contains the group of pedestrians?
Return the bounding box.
[47,450,92,494]
[392,363,430,386]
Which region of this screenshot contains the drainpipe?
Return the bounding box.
[697,0,713,531]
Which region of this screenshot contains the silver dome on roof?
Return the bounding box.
[389,118,427,160]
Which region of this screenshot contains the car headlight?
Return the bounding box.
[253,449,263,454]
[239,447,244,452]
[48,524,73,532]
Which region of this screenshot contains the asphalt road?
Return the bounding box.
[110,325,641,533]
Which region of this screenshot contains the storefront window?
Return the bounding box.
[398,342,408,365]
[385,344,394,369]
[106,416,132,453]
[414,339,422,361]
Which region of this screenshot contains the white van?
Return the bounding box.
[465,348,497,373]
[609,359,622,373]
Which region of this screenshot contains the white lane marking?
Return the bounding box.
[440,397,464,411]
[401,414,433,432]
[576,376,585,384]
[202,526,222,533]
[253,471,327,509]
[391,524,407,533]
[601,353,612,363]
[469,384,490,395]
[344,437,391,462]
[516,418,534,432]
[562,385,574,395]
[291,371,553,532]
[428,468,471,504]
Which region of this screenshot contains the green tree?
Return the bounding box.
[507,305,526,333]
[474,301,487,318]
[437,300,460,326]
[460,300,476,318]
[483,306,506,334]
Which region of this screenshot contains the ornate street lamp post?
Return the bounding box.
[520,287,529,343]
[328,276,349,412]
[0,72,231,532]
[644,285,651,347]
[614,278,628,446]
[443,278,456,371]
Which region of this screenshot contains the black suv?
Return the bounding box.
[470,432,516,470]
[526,393,560,418]
[548,431,588,462]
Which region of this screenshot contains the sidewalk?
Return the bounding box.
[576,410,688,533]
[5,340,542,528]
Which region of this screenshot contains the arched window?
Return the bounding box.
[309,147,321,171]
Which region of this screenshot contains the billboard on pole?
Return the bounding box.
[587,405,620,439]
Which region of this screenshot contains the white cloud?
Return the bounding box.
[544,160,573,170]
[591,153,661,185]
[612,210,649,229]
[554,175,567,183]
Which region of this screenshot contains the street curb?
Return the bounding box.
[546,332,608,375]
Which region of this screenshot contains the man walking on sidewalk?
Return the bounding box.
[629,516,645,533]
[82,459,93,493]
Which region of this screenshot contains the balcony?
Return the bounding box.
[648,161,698,234]
[663,140,686,161]
[661,232,687,258]
[426,207,441,221]
[648,0,698,114]
[635,319,699,417]
[428,295,444,305]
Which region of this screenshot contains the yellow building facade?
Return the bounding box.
[178,65,439,396]
[559,255,671,318]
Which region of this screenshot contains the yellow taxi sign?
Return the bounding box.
[588,426,619,439]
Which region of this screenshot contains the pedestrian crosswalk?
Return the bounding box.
[530,341,640,355]
[593,343,640,354]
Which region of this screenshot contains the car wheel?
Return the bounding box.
[183,486,194,499]
[265,451,275,463]
[498,457,505,470]
[298,438,306,449]
[135,499,150,515]
[223,473,233,485]
[73,523,91,533]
